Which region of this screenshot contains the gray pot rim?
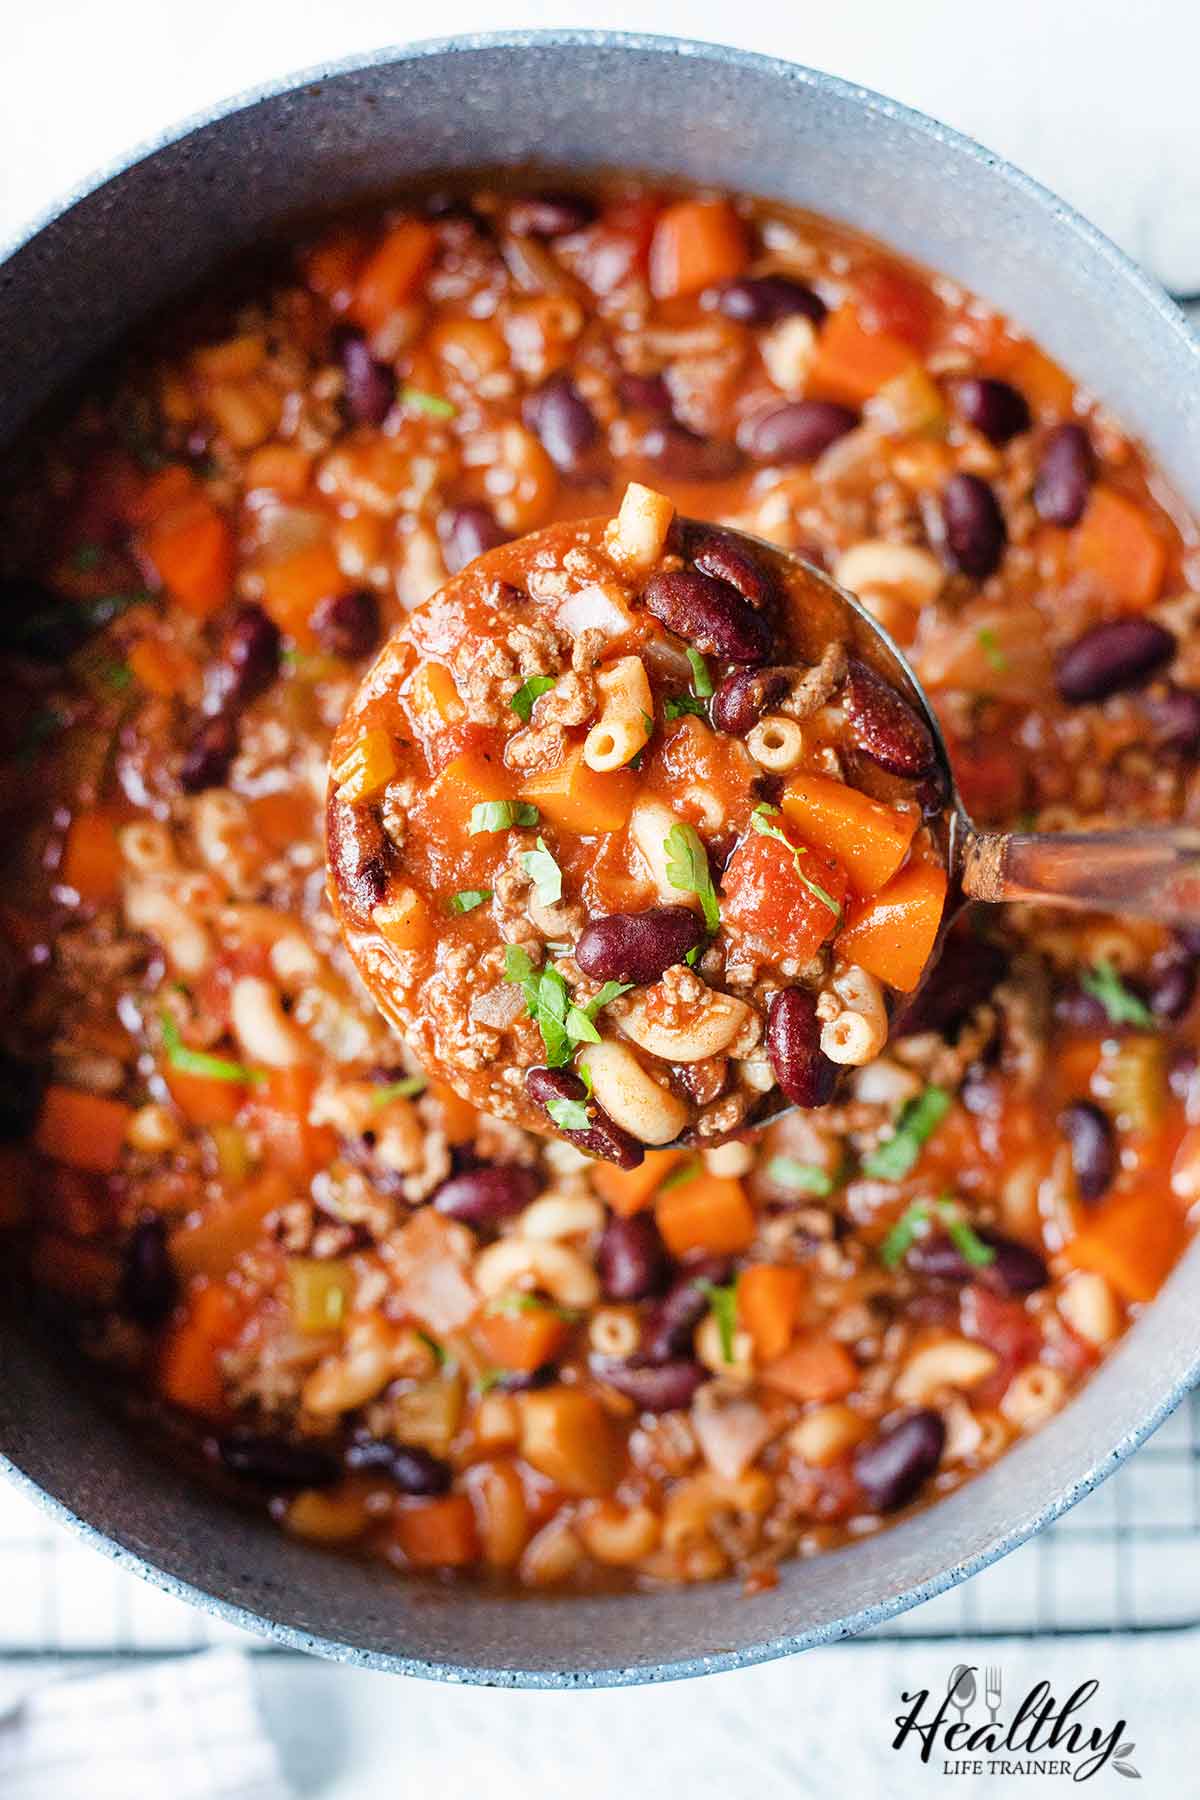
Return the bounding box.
[2,29,1197,1688]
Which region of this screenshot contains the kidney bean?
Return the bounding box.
[636,421,742,482]
[575,905,705,985]
[766,988,837,1109]
[643,568,772,665]
[1055,617,1176,704]
[1177,924,1200,958]
[941,472,1007,579]
[953,377,1031,445]
[894,931,1009,1038]
[710,667,791,736]
[684,525,778,611]
[1059,1100,1115,1203]
[119,1216,178,1326]
[344,1438,452,1494]
[205,603,281,715]
[842,659,935,777]
[439,503,510,574]
[1169,1045,1198,1102]
[0,578,93,660]
[642,1256,733,1361]
[716,275,826,327]
[310,589,380,661]
[1147,949,1197,1022]
[854,1410,945,1513]
[336,328,396,427]
[597,1213,668,1302]
[219,1432,340,1489]
[0,1051,43,1140]
[1141,684,1200,754]
[507,192,597,238]
[179,712,237,792]
[327,791,392,917]
[525,1066,644,1169]
[736,400,858,464]
[592,1356,707,1412]
[523,374,600,477]
[432,1162,543,1228]
[906,1226,1047,1296]
[618,372,672,414]
[1033,423,1095,527]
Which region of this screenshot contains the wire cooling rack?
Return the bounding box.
[1,1387,1198,1656]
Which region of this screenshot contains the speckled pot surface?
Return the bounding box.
[2,32,1198,1687]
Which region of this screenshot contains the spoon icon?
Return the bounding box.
[947,1663,977,1727]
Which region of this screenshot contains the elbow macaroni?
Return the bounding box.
[583,656,654,772]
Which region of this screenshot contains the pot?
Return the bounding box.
[2,31,1198,1687]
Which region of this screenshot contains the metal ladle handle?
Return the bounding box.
[961,827,1200,924]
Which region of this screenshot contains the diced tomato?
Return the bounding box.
[721,826,847,964]
[852,263,940,351]
[946,731,1029,823]
[960,1282,1041,1404]
[562,195,660,295]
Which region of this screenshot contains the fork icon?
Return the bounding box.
[985,1666,1003,1725]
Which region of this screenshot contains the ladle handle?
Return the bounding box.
[961,828,1200,924]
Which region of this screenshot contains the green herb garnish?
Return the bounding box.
[658,1158,702,1192]
[504,948,629,1064]
[750,804,842,921]
[977,627,1009,673]
[160,1013,265,1087]
[879,1195,995,1270]
[879,1200,931,1269]
[449,888,492,915]
[416,1329,448,1367]
[940,1202,996,1269]
[1080,959,1156,1030]
[663,693,709,722]
[400,385,456,419]
[664,822,720,934]
[862,1085,951,1181]
[520,837,563,907]
[546,1060,595,1132]
[485,1292,581,1323]
[371,1075,427,1107]
[686,648,714,698]
[767,1156,835,1196]
[510,674,556,724]
[468,799,540,836]
[699,1277,739,1363]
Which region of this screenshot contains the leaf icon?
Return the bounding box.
[1116,1743,1135,1758]
[1114,1761,1142,1780]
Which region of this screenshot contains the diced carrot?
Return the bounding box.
[164,1065,245,1128]
[720,825,847,963]
[124,463,195,528]
[190,334,266,383]
[393,1493,479,1568]
[258,540,348,646]
[781,771,918,896]
[648,198,748,301]
[995,340,1075,417]
[169,1169,292,1280]
[0,1146,34,1227]
[251,788,317,851]
[249,1068,336,1181]
[591,1147,689,1216]
[349,219,437,334]
[60,811,122,905]
[158,1280,245,1416]
[1065,1188,1186,1304]
[243,443,313,500]
[655,1173,755,1257]
[1071,484,1167,609]
[30,1233,121,1306]
[301,228,369,309]
[808,303,919,407]
[836,860,948,993]
[140,496,234,620]
[405,661,466,731]
[521,745,636,835]
[427,1078,479,1146]
[761,1332,859,1402]
[517,1388,621,1496]
[474,1305,569,1375]
[419,748,513,840]
[738,1264,807,1363]
[372,887,433,953]
[35,1085,132,1174]
[127,635,197,699]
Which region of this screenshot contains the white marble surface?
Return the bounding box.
[2,4,1199,1791]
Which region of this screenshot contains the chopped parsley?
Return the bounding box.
[664,821,720,934]
[767,1156,835,1196]
[699,1277,739,1363]
[449,888,492,915]
[658,1158,702,1192]
[750,804,842,921]
[520,837,563,907]
[160,1013,265,1087]
[485,1292,581,1323]
[663,693,709,722]
[879,1195,995,1271]
[862,1085,951,1181]
[416,1329,449,1367]
[510,674,556,724]
[400,385,456,419]
[686,648,714,698]
[1080,959,1155,1030]
[503,950,630,1066]
[879,1200,930,1269]
[467,799,539,836]
[977,627,1009,673]
[371,1075,427,1106]
[546,1061,594,1132]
